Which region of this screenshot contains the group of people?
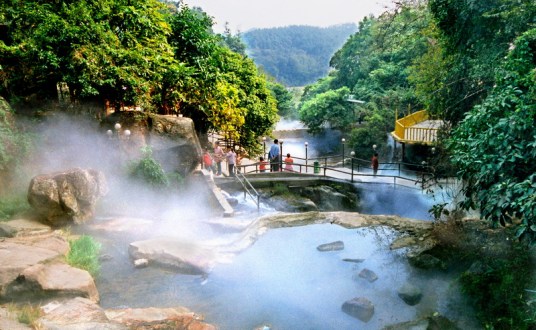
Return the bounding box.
[263,139,294,172]
[203,138,380,177]
[202,141,242,177]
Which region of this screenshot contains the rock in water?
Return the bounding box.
[341,297,374,322]
[27,168,108,226]
[316,240,344,251]
[397,282,423,306]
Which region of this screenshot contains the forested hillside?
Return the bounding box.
[243,24,357,86]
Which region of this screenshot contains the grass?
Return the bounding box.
[0,193,30,221]
[66,235,102,277]
[6,303,42,326]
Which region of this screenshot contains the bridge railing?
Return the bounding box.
[236,156,438,189]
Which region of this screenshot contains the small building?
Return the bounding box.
[391,110,444,161]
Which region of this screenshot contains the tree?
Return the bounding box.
[298,87,352,133]
[448,28,536,236]
[0,0,175,109]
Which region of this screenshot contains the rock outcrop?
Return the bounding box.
[397,282,423,306]
[102,112,202,176]
[129,238,217,274]
[27,168,108,226]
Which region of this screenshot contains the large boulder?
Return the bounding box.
[102,112,202,176]
[0,240,66,299]
[4,263,99,303]
[27,168,108,226]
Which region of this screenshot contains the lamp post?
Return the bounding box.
[350,151,355,182]
[114,123,121,138]
[304,141,308,173]
[106,129,113,139]
[262,137,266,158]
[124,129,131,140]
[279,140,283,172]
[341,138,346,166]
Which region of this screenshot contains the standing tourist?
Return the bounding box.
[284,153,294,172]
[268,139,280,172]
[259,156,268,173]
[226,147,237,177]
[213,141,224,176]
[202,147,214,173]
[371,152,379,176]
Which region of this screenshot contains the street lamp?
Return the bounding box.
[262,136,266,158]
[114,123,121,138]
[279,140,283,172]
[350,151,355,157]
[341,138,346,166]
[124,129,131,140]
[304,141,308,173]
[373,144,377,151]
[106,129,113,139]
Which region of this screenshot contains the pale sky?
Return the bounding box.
[181,0,395,33]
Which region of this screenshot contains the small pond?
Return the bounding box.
[85,184,477,329]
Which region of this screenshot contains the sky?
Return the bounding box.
[181,0,395,33]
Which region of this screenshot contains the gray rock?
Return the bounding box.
[37,297,127,330]
[27,168,108,226]
[5,263,99,303]
[341,297,374,322]
[342,258,365,263]
[129,238,217,274]
[134,258,149,268]
[358,268,378,282]
[317,240,344,251]
[397,282,422,306]
[0,223,16,238]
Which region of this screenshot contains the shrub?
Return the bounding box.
[6,303,42,326]
[0,193,30,221]
[459,244,534,329]
[66,235,101,277]
[129,146,169,188]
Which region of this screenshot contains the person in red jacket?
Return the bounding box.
[203,148,214,173]
[371,153,379,176]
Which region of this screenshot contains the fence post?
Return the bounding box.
[351,157,354,183]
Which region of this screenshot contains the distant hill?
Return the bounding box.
[242,24,358,87]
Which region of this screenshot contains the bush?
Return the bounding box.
[129,146,169,188]
[459,244,534,329]
[0,193,30,221]
[66,235,101,277]
[7,303,42,326]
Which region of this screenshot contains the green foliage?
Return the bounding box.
[0,194,30,221]
[243,24,358,86]
[129,146,169,188]
[299,87,353,133]
[0,98,32,172]
[271,183,290,196]
[448,28,536,231]
[348,113,389,159]
[268,81,296,118]
[459,245,533,329]
[6,304,42,326]
[66,235,101,277]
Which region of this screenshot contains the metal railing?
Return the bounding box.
[234,171,261,211]
[236,155,448,190]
